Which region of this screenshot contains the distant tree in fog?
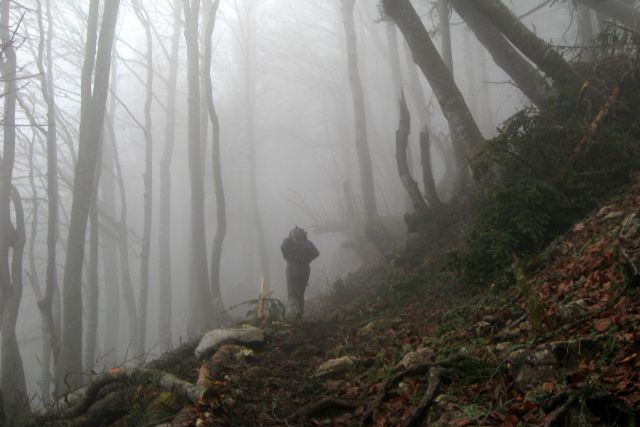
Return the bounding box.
[183,0,215,334]
[202,0,227,323]
[158,0,182,353]
[341,0,378,223]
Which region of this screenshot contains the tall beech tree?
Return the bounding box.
[0,0,28,416]
[183,0,215,334]
[58,0,121,390]
[158,0,182,352]
[341,0,378,222]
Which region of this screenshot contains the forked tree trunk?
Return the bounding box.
[396,95,429,214]
[419,127,442,210]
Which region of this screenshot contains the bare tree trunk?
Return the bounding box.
[382,0,484,162]
[112,141,138,353]
[0,0,29,416]
[158,0,182,353]
[132,0,153,363]
[58,0,120,390]
[203,0,227,322]
[36,0,61,397]
[473,0,581,90]
[1,188,29,417]
[438,0,469,190]
[84,193,100,370]
[242,0,271,288]
[183,0,214,334]
[341,0,378,222]
[101,49,120,361]
[576,0,639,30]
[450,0,552,109]
[26,131,52,401]
[396,96,429,214]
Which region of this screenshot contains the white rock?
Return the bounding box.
[315,356,354,378]
[195,326,264,359]
[397,347,435,369]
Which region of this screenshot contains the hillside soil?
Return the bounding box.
[28,186,640,426]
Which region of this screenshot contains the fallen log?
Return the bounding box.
[32,368,209,425]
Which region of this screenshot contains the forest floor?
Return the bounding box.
[31,185,640,427]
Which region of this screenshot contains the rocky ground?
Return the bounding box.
[27,186,640,426]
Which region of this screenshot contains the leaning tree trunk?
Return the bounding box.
[183,0,214,334]
[576,0,639,30]
[58,0,120,391]
[382,0,484,163]
[341,0,378,223]
[203,0,227,323]
[158,0,182,352]
[450,0,552,109]
[132,0,153,363]
[438,0,469,190]
[0,1,29,415]
[473,0,581,91]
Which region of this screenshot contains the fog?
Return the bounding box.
[0,0,607,411]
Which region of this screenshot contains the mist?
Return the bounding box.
[0,0,621,418]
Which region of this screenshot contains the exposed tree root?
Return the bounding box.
[543,394,576,427]
[361,356,460,425]
[286,398,361,421]
[402,367,446,427]
[32,368,209,425]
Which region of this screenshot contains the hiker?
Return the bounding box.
[281,226,319,319]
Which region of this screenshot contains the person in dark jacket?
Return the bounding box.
[281,226,319,319]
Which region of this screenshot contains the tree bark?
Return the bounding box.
[112,136,138,354]
[382,0,484,162]
[35,0,61,398]
[341,0,378,222]
[0,1,29,416]
[101,49,120,362]
[158,0,182,353]
[59,0,120,390]
[473,0,581,90]
[132,0,153,363]
[183,0,214,334]
[450,0,552,109]
[203,0,227,323]
[242,0,271,288]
